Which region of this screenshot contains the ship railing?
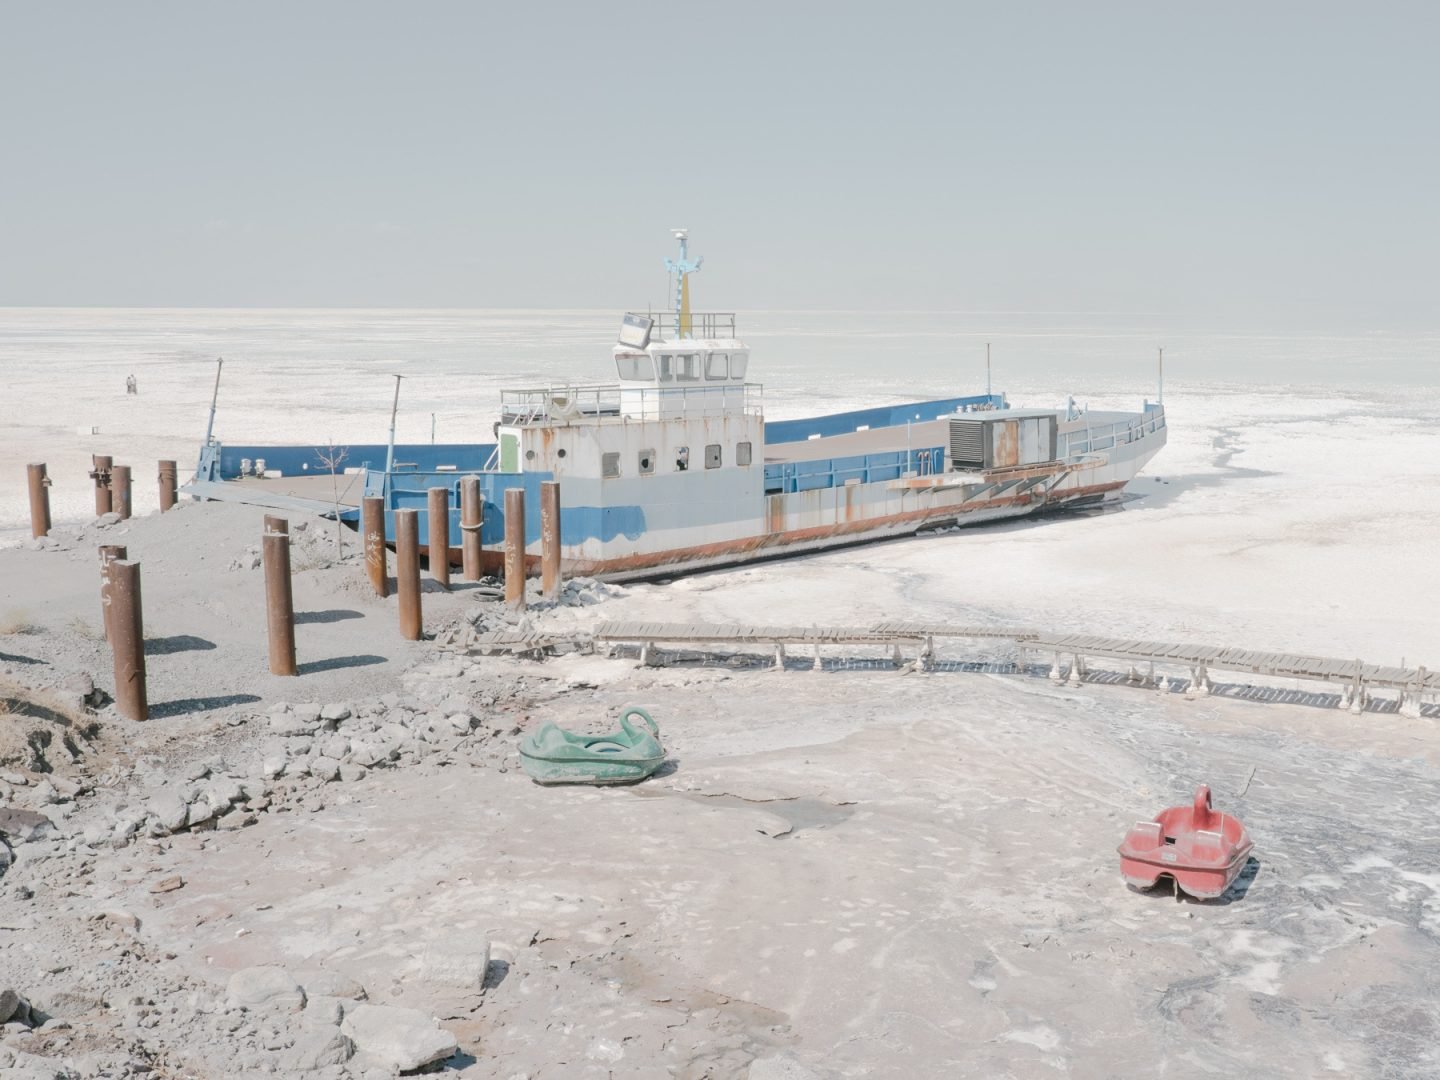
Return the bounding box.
[625,311,737,341]
[1060,407,1167,459]
[499,382,763,425]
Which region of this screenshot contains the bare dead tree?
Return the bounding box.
[314,440,350,558]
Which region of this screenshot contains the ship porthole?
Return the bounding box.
[525,449,535,460]
[557,449,567,458]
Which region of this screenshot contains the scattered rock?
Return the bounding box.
[340,1004,457,1072]
[101,909,141,932]
[338,762,367,783]
[299,971,367,1002]
[0,808,55,845]
[227,967,306,1012]
[310,756,341,782]
[148,792,190,834]
[149,875,185,894]
[319,703,352,723]
[0,988,27,1025]
[420,934,491,991]
[285,1027,354,1071]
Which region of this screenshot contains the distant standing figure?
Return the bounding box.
[126,374,137,395]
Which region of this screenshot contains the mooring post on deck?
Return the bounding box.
[98,544,127,642]
[362,496,388,597]
[396,508,423,640]
[427,486,451,589]
[263,519,297,676]
[504,488,526,610]
[111,464,132,520]
[158,460,178,512]
[109,559,147,721]
[90,455,113,516]
[26,463,51,538]
[459,477,483,582]
[540,480,561,602]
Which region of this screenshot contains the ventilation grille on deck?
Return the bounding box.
[948,419,985,470]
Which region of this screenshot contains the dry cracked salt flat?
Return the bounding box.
[0,498,1437,1079]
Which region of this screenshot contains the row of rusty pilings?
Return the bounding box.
[359,479,562,640]
[22,462,564,723]
[26,456,179,538]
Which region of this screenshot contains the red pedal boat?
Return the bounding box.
[1118,784,1254,899]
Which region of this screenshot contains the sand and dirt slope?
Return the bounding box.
[1,498,1438,1079]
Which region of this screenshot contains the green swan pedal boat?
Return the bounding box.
[519,706,666,785]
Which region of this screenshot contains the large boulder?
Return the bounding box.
[340,1004,457,1072]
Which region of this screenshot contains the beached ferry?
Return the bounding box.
[191,233,1167,580]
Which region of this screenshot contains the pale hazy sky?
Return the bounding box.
[1,2,1435,326]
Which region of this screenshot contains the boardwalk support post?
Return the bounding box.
[540,480,561,601]
[27,463,51,538]
[396,508,422,640]
[460,477,483,582]
[504,488,526,610]
[263,520,297,676]
[427,486,451,589]
[362,496,388,597]
[110,560,147,721]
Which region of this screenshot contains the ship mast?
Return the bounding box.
[664,228,702,339]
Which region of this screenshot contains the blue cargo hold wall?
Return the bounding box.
[212,443,495,480]
[345,469,647,550]
[762,447,944,495]
[763,394,1003,445]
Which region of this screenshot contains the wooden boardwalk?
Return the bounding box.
[591,620,1438,701]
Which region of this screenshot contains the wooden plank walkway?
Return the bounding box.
[592,620,1439,695]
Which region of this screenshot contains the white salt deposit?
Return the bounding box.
[3,307,1437,665]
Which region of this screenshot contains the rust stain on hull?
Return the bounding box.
[565,480,1127,579]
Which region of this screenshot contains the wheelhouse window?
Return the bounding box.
[656,354,675,383]
[602,452,620,478]
[736,441,753,466]
[638,449,655,475]
[616,353,655,381]
[705,352,729,380]
[728,352,749,379]
[675,353,701,382]
[705,443,722,469]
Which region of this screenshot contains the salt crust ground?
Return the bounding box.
[0,496,1437,1079]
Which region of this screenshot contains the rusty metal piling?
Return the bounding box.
[158,460,178,512]
[395,508,422,640]
[263,519,297,676]
[459,477,483,581]
[109,559,148,720]
[27,463,51,538]
[111,464,132,519]
[427,486,450,589]
[98,544,127,642]
[91,455,113,516]
[362,496,388,597]
[540,480,561,601]
[504,488,526,610]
